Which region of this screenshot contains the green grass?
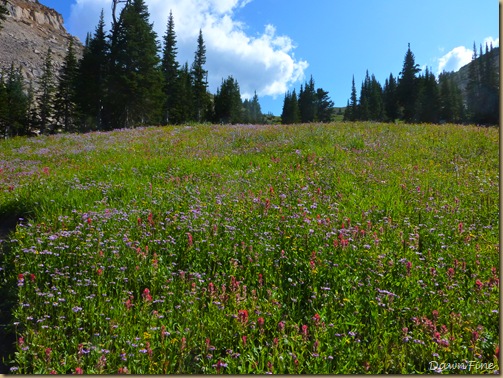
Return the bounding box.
[0,122,499,374]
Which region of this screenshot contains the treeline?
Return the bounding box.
[344,43,499,125]
[0,0,264,137]
[281,76,334,124]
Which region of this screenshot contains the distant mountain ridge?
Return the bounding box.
[448,46,499,100]
[0,0,83,84]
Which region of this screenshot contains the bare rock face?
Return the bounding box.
[0,0,83,84]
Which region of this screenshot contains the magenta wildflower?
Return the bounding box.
[238,309,249,324]
[142,288,153,302]
[213,360,227,374]
[257,317,265,328]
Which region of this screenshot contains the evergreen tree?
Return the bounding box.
[298,75,317,122]
[161,10,180,124]
[4,64,30,136]
[466,42,481,123]
[438,72,464,123]
[0,70,7,137]
[397,43,420,122]
[76,10,109,131]
[108,0,164,129]
[344,75,358,121]
[37,48,56,134]
[479,43,499,124]
[316,87,334,122]
[191,29,209,122]
[281,89,300,124]
[214,75,242,124]
[416,67,440,123]
[174,62,194,123]
[54,40,78,132]
[0,0,7,30]
[368,74,384,121]
[358,71,371,121]
[383,73,399,122]
[243,91,262,124]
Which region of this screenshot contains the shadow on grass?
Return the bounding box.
[0,210,25,373]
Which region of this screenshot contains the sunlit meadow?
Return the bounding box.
[0,122,499,374]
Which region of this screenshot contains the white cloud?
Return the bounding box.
[436,37,500,76]
[482,36,499,50]
[437,46,473,75]
[68,0,308,99]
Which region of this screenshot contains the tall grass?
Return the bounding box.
[0,122,499,374]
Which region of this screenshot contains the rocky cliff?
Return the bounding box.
[0,0,83,83]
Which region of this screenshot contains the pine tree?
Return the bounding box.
[191,29,209,122]
[383,73,399,122]
[108,0,164,129]
[0,0,7,29]
[466,42,481,123]
[416,67,439,123]
[368,74,384,121]
[0,70,7,137]
[479,43,499,124]
[281,89,300,124]
[76,10,109,131]
[298,76,317,122]
[37,48,56,134]
[438,72,464,123]
[249,91,262,124]
[5,64,31,136]
[214,76,242,124]
[344,75,358,121]
[397,43,420,122]
[174,62,194,123]
[54,40,78,132]
[316,88,334,122]
[243,91,262,124]
[358,71,371,121]
[161,10,180,124]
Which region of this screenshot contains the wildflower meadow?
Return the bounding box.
[0,122,499,374]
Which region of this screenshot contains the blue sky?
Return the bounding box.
[40,0,499,116]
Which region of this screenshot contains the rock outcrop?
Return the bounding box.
[0,0,83,83]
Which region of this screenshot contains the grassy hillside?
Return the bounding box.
[0,122,499,374]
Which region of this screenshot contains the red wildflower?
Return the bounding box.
[118,367,129,374]
[257,317,265,328]
[447,267,455,279]
[475,279,484,290]
[278,321,285,332]
[74,367,84,375]
[406,261,412,276]
[142,288,153,302]
[238,309,249,324]
[301,324,308,336]
[181,337,186,351]
[472,331,480,343]
[30,273,36,282]
[258,273,263,287]
[97,268,103,276]
[241,335,247,345]
[125,298,133,310]
[187,232,193,247]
